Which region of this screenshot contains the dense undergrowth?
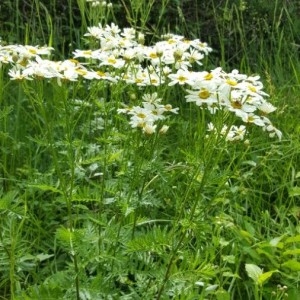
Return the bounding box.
[0,1,300,299]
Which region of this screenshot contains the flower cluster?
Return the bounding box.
[86,0,112,8]
[207,123,247,142]
[0,44,53,68]
[174,68,282,140]
[73,23,212,86]
[1,45,118,84]
[0,22,280,138]
[117,93,178,134]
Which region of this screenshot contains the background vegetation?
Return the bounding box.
[0,0,300,299]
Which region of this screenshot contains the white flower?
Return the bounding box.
[168,69,193,86]
[239,113,265,126]
[159,125,169,134]
[9,67,32,80]
[185,48,204,65]
[191,40,213,55]
[142,92,162,104]
[99,54,125,69]
[185,87,218,107]
[84,24,104,39]
[143,123,157,134]
[258,102,277,114]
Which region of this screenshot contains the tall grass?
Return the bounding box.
[0,1,300,299]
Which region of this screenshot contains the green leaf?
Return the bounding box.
[283,249,300,256]
[222,255,236,264]
[257,270,277,285]
[285,235,300,244]
[289,186,300,197]
[245,264,262,283]
[55,227,74,244]
[282,260,300,271]
[28,184,63,194]
[216,290,230,300]
[36,253,54,262]
[269,236,285,248]
[0,190,18,210]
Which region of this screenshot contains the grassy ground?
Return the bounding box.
[0,1,300,299]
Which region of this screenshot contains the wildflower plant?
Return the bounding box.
[0,8,290,300]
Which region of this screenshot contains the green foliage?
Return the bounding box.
[0,0,300,299]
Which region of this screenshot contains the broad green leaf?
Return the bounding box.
[285,235,300,244]
[239,230,254,243]
[282,260,300,271]
[257,270,278,285]
[245,264,262,283]
[283,249,300,256]
[269,236,285,248]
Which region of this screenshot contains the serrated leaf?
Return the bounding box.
[222,255,235,264]
[88,216,106,226]
[55,227,73,243]
[282,260,300,271]
[0,190,18,210]
[28,184,62,194]
[245,264,262,283]
[108,150,123,163]
[257,270,277,285]
[289,186,300,197]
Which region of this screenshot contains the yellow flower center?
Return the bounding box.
[149,52,158,59]
[69,59,79,65]
[97,71,105,77]
[226,79,238,86]
[164,104,172,111]
[76,68,87,75]
[248,85,257,92]
[204,73,213,80]
[198,89,210,99]
[29,48,37,55]
[167,39,176,44]
[178,75,187,83]
[137,113,146,119]
[247,115,255,123]
[108,57,117,64]
[231,100,242,109]
[19,58,29,67]
[83,50,92,55]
